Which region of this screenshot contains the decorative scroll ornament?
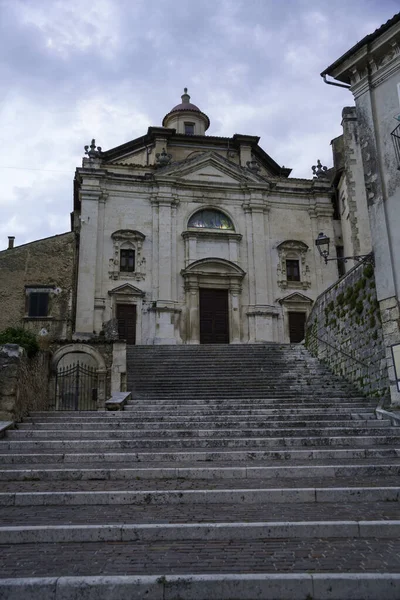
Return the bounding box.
[156,148,172,167]
[246,157,261,174]
[84,139,103,158]
[312,159,328,179]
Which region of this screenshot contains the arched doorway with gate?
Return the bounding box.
[50,344,107,410]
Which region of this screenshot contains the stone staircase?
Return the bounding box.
[1,343,400,599]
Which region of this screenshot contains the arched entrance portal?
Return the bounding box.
[181,258,246,344]
[50,344,107,411]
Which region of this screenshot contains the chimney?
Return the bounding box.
[8,236,15,250]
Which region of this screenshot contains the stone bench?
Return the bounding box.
[105,392,132,411]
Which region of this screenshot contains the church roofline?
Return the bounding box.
[99,127,291,177]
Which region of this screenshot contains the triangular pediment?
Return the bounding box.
[157,151,267,185]
[279,293,313,305]
[108,283,145,297]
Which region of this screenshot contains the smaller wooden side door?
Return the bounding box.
[288,312,306,343]
[117,304,137,345]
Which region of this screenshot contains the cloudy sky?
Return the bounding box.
[0,0,398,248]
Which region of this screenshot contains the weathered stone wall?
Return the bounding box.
[0,345,50,422]
[305,261,389,401]
[0,232,76,340]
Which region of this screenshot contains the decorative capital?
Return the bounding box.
[84,139,103,159]
[312,159,328,179]
[156,148,172,167]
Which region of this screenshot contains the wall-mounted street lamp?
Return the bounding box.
[315,233,374,265]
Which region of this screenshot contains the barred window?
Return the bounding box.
[120,249,135,272]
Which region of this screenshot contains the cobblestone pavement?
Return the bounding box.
[2,475,400,492]
[1,501,399,526]
[1,538,400,578]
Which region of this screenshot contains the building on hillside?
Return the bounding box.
[73,89,345,346]
[322,11,400,406]
[0,232,76,340]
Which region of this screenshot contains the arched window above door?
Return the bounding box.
[188,209,234,231]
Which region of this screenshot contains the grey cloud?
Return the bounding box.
[0,0,398,246]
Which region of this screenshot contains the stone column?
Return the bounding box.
[186,280,200,344]
[96,369,107,411]
[243,200,272,341]
[111,341,127,394]
[94,193,107,334]
[229,283,241,343]
[152,190,179,344]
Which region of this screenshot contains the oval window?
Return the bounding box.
[188,209,234,230]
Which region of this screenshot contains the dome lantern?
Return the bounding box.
[162,88,210,135]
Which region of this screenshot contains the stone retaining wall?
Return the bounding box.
[305,261,389,401]
[0,345,50,421]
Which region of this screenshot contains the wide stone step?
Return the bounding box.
[1,435,399,451]
[1,463,399,482]
[1,519,399,544]
[0,447,396,464]
[25,407,377,419]
[122,406,376,415]
[6,426,399,440]
[16,419,387,430]
[128,397,370,406]
[1,485,400,506]
[2,573,400,600]
[2,499,399,526]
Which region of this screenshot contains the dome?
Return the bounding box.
[162,88,210,132]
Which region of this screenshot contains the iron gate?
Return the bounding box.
[53,362,98,411]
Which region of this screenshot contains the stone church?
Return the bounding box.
[72,89,344,345]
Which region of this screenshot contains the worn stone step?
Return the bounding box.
[1,463,400,482]
[6,426,399,441]
[2,499,399,526]
[1,485,400,506]
[25,407,377,419]
[4,573,400,600]
[16,419,388,431]
[122,405,375,414]
[1,435,399,451]
[4,473,400,493]
[0,447,397,464]
[1,519,399,545]
[5,572,400,600]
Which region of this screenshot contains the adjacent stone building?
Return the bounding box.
[73,90,343,346]
[0,232,76,339]
[322,11,400,406]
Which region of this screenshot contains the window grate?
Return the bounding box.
[391,123,400,169]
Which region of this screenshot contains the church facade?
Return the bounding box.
[73,90,342,345]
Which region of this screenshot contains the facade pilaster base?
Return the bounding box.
[246,306,280,343]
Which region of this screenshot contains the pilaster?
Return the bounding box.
[75,189,102,334]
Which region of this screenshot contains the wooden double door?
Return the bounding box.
[117,304,137,345]
[199,288,229,344]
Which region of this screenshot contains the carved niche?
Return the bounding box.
[109,230,146,281]
[276,240,311,291]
